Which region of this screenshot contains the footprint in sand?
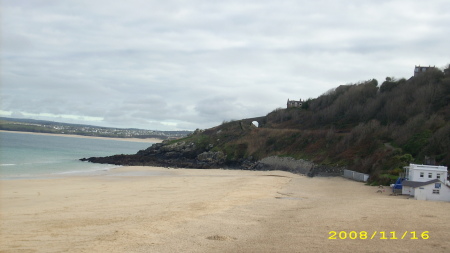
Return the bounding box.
[206,235,236,241]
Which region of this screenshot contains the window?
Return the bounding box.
[432,189,440,194]
[420,172,424,178]
[428,173,432,178]
[437,174,441,179]
[435,183,441,189]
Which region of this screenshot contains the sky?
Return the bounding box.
[1,0,449,131]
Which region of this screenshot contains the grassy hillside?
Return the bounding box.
[173,66,450,185]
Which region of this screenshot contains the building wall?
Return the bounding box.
[414,66,435,76]
[402,185,413,196]
[410,169,447,182]
[408,164,447,182]
[414,182,450,202]
[287,99,303,108]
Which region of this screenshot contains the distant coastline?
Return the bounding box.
[0,130,163,143]
[0,117,192,140]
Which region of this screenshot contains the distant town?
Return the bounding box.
[0,117,191,140]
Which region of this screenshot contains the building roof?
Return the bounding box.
[402,179,441,188]
[408,164,448,172]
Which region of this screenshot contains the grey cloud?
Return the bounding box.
[194,96,261,123]
[1,0,449,130]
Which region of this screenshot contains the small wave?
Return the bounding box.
[0,173,36,180]
[1,161,58,166]
[53,166,119,176]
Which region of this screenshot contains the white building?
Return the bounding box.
[404,164,447,182]
[402,164,450,202]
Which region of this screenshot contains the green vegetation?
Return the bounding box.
[176,66,450,182]
[0,120,59,133]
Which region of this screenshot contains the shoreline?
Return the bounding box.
[0,130,163,143]
[1,166,449,252]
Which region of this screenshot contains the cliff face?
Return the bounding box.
[83,68,450,183]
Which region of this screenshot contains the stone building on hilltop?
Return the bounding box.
[414,65,436,76]
[287,99,303,108]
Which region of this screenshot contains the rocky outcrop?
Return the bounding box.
[81,142,344,177]
[81,141,227,169]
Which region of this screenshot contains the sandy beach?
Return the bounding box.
[1,166,449,253]
[0,130,163,143]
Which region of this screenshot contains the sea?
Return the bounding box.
[0,131,155,180]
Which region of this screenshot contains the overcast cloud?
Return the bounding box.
[1,0,449,130]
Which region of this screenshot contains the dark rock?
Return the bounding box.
[81,143,344,177]
[81,141,226,169]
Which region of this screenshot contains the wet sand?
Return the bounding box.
[1,166,449,252]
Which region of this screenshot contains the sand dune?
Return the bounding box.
[1,166,449,252]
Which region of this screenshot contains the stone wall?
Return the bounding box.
[252,156,314,175]
[251,156,345,177]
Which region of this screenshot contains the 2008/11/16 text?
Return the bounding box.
[328,231,429,240]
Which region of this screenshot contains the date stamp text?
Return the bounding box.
[328,231,429,240]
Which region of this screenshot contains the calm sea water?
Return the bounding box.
[0,131,154,179]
